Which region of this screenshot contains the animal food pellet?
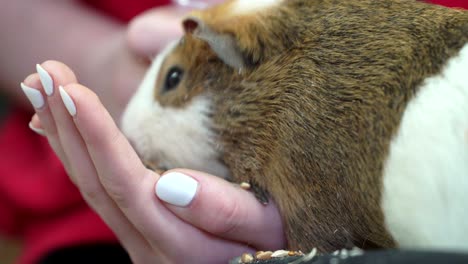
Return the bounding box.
[289,248,317,264]
[339,249,349,259]
[256,251,273,260]
[271,250,289,258]
[349,247,364,257]
[240,182,251,190]
[288,250,304,256]
[241,253,254,263]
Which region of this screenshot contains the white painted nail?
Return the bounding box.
[29,122,45,136]
[36,64,54,96]
[59,86,76,116]
[155,172,198,207]
[20,83,45,109]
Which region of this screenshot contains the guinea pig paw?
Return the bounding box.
[251,183,270,205]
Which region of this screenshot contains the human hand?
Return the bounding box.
[20,61,286,263]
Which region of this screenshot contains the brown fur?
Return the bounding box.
[153,0,468,252]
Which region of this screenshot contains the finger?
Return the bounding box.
[156,169,287,250]
[37,61,79,143]
[21,73,72,174]
[60,83,255,261]
[126,6,184,59]
[29,114,45,136]
[34,62,154,259]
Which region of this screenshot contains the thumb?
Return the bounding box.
[126,6,185,59]
[155,169,287,250]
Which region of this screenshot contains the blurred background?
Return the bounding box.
[0,94,16,263]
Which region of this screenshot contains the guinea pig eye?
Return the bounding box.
[163,66,184,93]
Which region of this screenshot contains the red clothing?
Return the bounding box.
[429,0,468,8]
[82,0,170,22]
[0,0,467,263]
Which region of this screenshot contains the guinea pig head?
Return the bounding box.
[121,1,279,177]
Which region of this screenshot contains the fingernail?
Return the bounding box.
[20,83,45,109]
[59,86,76,116]
[155,172,198,207]
[29,122,45,136]
[36,64,54,96]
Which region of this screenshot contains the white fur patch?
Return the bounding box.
[382,43,468,251]
[232,0,283,15]
[121,41,230,178]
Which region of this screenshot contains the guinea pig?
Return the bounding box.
[121,0,468,253]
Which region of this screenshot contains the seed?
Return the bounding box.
[240,182,251,190]
[256,251,273,260]
[339,249,348,259]
[288,250,304,256]
[241,253,254,263]
[271,250,289,258]
[349,247,364,257]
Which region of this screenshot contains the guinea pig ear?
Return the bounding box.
[183,16,245,69]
